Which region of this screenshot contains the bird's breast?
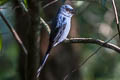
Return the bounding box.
[59,16,71,42]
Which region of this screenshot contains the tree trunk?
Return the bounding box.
[13,0,41,80]
[26,0,41,80]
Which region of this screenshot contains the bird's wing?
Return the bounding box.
[50,15,66,46]
[50,23,66,46]
[53,24,66,45]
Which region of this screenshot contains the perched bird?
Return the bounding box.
[37,4,75,77]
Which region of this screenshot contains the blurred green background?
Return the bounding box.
[0,1,19,80]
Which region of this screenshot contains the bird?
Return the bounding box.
[37,4,75,77]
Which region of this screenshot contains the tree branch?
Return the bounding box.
[40,17,51,34]
[64,38,120,53]
[0,11,28,55]
[112,0,120,40]
[42,0,58,9]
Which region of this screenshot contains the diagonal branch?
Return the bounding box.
[64,37,120,53]
[43,0,58,9]
[112,0,120,40]
[0,11,28,55]
[40,17,51,33]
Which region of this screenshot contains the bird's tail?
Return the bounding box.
[37,43,52,78]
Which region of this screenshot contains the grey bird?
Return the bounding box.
[37,4,75,77]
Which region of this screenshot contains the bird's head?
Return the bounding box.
[60,4,75,17]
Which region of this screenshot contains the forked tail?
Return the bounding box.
[37,43,53,78]
[37,53,50,78]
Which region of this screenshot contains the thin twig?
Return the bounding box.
[40,17,51,34]
[14,0,58,12]
[64,47,101,80]
[112,0,120,40]
[64,33,119,80]
[43,0,58,9]
[0,12,28,55]
[64,36,120,53]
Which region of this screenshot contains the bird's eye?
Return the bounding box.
[66,8,69,11]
